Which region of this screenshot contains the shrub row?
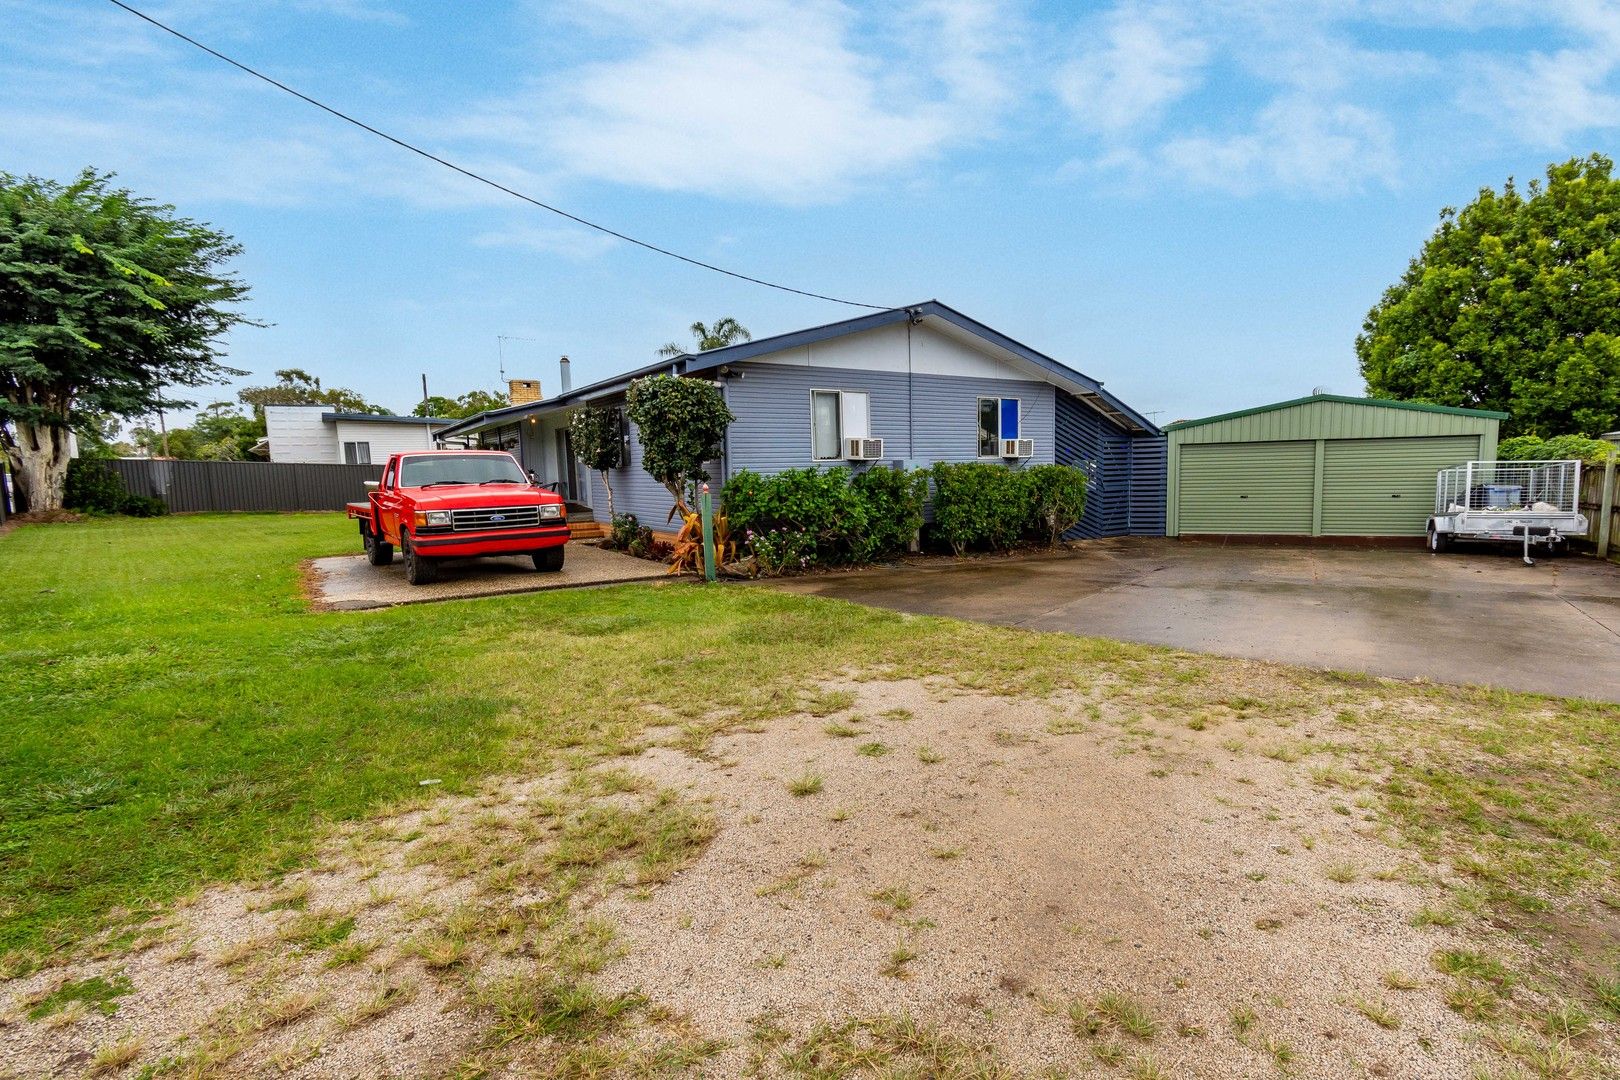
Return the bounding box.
[722,466,926,573]
[928,462,1087,554]
[721,462,1088,572]
[63,459,167,517]
[1498,434,1616,466]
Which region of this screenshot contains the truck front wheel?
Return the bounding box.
[363,523,394,566]
[402,532,439,585]
[531,546,565,573]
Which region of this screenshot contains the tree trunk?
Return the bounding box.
[599,470,615,520]
[3,420,73,513]
[663,480,690,521]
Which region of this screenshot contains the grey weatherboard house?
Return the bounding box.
[435,302,1167,539]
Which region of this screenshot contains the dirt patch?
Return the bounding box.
[592,679,1492,1078]
[4,675,1610,1078]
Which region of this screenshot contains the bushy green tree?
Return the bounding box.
[624,374,733,519]
[1498,433,1616,465]
[569,404,625,518]
[0,170,253,510]
[237,368,386,419]
[1358,155,1620,437]
[412,389,509,419]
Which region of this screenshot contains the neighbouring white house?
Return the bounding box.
[261,405,454,465]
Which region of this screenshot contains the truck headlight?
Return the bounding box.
[424,511,452,526]
[539,504,563,519]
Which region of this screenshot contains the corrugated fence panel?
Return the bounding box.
[107,459,381,512]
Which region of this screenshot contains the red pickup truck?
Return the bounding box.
[346,450,568,585]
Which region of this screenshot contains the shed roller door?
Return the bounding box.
[1320,435,1480,536]
[1178,441,1314,534]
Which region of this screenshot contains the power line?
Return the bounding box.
[103,0,888,311]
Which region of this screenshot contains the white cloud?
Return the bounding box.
[1462,1,1620,145]
[493,0,1017,204]
[1157,96,1397,194]
[1056,7,1208,134]
[471,224,621,260]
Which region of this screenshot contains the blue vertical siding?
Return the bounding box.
[1055,392,1166,538]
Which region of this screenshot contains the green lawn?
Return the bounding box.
[0,512,1136,962]
[5,514,1620,1077]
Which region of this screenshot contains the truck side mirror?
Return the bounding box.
[364,480,380,490]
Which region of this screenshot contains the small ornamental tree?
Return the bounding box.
[624,374,733,519]
[569,403,625,518]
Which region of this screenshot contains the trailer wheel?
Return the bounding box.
[402,532,438,585]
[531,546,565,573]
[363,522,394,566]
[1427,523,1450,554]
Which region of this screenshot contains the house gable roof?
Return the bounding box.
[1163,394,1509,432]
[436,301,1159,438]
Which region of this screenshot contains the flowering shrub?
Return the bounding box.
[744,526,819,575]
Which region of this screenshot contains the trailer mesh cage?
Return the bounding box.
[1435,460,1581,515]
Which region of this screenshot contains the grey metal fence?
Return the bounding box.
[107,459,382,513]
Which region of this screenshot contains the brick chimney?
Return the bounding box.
[508,378,541,405]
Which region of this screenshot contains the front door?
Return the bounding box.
[555,429,577,502]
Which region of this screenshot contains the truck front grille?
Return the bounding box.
[451,505,543,531]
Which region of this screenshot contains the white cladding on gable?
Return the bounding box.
[264,405,439,463]
[264,406,334,463]
[753,323,1042,382]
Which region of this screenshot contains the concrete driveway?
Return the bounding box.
[770,538,1620,703]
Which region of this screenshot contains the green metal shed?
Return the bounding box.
[1165,395,1507,538]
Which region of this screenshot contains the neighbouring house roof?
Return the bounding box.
[435,300,1160,440]
[1163,394,1510,432]
[319,412,457,426]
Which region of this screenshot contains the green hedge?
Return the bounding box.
[1498,434,1616,466]
[723,462,1086,571]
[63,459,168,517]
[928,462,1087,555]
[723,466,924,572]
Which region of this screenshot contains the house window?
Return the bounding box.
[343,441,371,465]
[810,390,870,460]
[977,397,1020,457]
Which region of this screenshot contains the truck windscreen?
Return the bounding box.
[398,454,527,487]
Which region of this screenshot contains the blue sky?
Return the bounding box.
[5,0,1620,426]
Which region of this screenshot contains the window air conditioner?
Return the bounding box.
[845,437,885,461]
[1002,438,1034,459]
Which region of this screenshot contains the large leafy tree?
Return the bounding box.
[411,389,509,419]
[657,317,751,358]
[624,374,733,519]
[1357,155,1620,437]
[237,367,386,418]
[0,170,253,511]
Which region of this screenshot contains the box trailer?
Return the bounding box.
[1427,460,1588,565]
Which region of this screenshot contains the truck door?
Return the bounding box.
[375,457,401,544]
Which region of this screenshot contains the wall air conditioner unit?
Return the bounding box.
[1002,438,1035,459]
[845,436,885,461]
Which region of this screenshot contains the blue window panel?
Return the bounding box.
[1000,397,1020,441]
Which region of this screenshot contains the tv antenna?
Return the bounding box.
[496,335,537,384]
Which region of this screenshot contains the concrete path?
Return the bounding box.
[310,542,667,609]
[769,538,1620,703]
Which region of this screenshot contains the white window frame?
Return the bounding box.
[343,440,372,465]
[809,389,870,461]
